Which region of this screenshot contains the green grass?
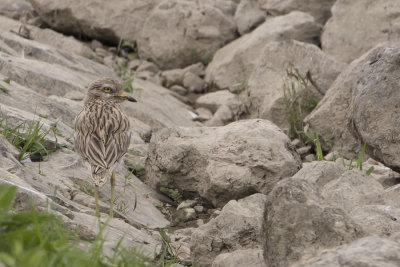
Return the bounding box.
[159,174,183,204]
[0,184,151,267]
[3,77,11,84]
[277,65,318,139]
[301,130,325,161]
[155,230,182,267]
[0,84,9,94]
[0,118,54,161]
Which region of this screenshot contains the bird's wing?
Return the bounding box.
[104,112,131,167]
[74,105,131,170]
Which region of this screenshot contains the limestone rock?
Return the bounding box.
[261,0,336,24]
[321,170,386,213]
[125,79,198,130]
[29,0,160,44]
[351,46,400,172]
[245,40,344,130]
[263,178,364,266]
[205,11,322,92]
[204,105,234,127]
[137,0,237,69]
[292,161,346,189]
[0,0,33,20]
[162,69,186,88]
[304,45,394,157]
[234,0,265,35]
[194,107,213,122]
[195,90,238,113]
[321,0,400,63]
[191,194,267,266]
[182,72,205,93]
[0,15,94,58]
[170,85,187,96]
[212,249,265,267]
[294,236,400,267]
[146,119,301,207]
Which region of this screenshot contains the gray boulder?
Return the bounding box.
[146,119,301,207]
[205,11,321,92]
[260,0,336,24]
[29,0,160,44]
[191,194,267,267]
[294,236,400,267]
[212,249,265,267]
[351,46,400,172]
[321,0,400,63]
[304,44,395,157]
[137,0,237,69]
[245,40,344,130]
[234,0,265,35]
[263,177,364,266]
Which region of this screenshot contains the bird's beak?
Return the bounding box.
[118,93,137,102]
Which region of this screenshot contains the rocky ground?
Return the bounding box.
[1,0,400,266]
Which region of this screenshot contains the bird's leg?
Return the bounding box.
[110,170,116,218]
[94,185,100,217]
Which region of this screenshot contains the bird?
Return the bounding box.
[74,77,136,217]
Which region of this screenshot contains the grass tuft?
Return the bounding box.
[0,117,54,161]
[0,183,152,267]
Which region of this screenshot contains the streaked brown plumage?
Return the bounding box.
[74,77,136,217]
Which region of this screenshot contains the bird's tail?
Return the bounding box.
[91,165,110,186]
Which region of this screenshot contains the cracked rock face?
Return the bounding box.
[145,119,301,208]
[190,193,267,267]
[137,0,237,69]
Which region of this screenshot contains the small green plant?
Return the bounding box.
[3,77,11,84]
[155,202,171,216]
[128,149,146,157]
[88,54,103,63]
[277,65,319,139]
[340,143,374,175]
[159,187,182,204]
[301,130,325,161]
[0,84,9,94]
[159,174,183,204]
[0,183,151,267]
[0,48,9,54]
[156,230,182,267]
[80,184,94,196]
[0,117,54,161]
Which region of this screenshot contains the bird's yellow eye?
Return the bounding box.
[103,87,112,93]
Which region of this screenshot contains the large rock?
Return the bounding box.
[0,15,94,58]
[195,90,238,113]
[137,0,237,69]
[263,177,364,267]
[294,236,400,267]
[321,0,400,63]
[205,11,321,92]
[0,30,112,78]
[304,44,394,157]
[146,119,301,207]
[28,0,161,44]
[211,249,265,267]
[191,194,267,266]
[234,0,265,35]
[260,0,336,24]
[125,79,198,130]
[245,40,344,130]
[291,161,347,189]
[0,0,33,20]
[351,46,400,172]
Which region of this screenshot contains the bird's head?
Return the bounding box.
[86,77,137,103]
